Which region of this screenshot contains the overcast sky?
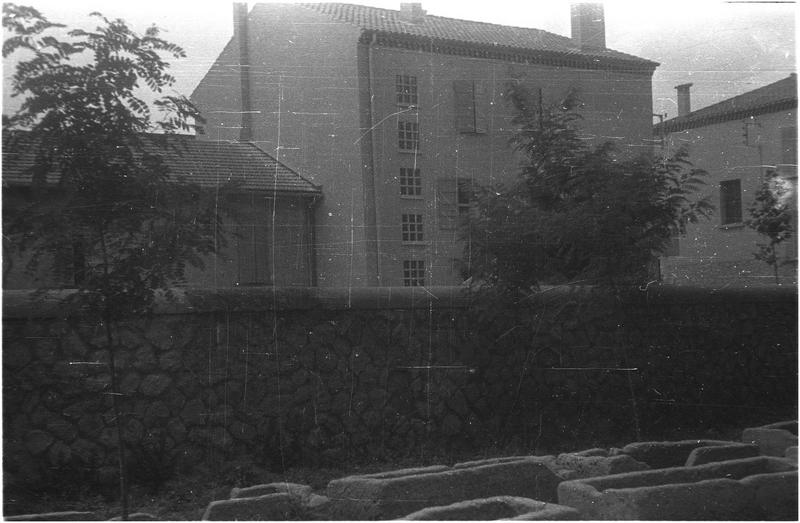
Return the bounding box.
[2,0,796,121]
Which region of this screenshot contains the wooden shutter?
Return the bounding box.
[436,177,459,230]
[473,81,488,134]
[720,179,742,225]
[781,126,797,165]
[453,80,474,133]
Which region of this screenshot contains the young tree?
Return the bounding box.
[747,170,794,284]
[3,4,221,518]
[461,83,713,292]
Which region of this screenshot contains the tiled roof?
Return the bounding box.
[275,3,656,68]
[655,74,798,134]
[2,131,321,196]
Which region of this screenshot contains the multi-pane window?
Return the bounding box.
[719,179,742,225]
[401,213,424,242]
[403,260,425,287]
[396,75,418,106]
[400,168,422,196]
[398,121,419,151]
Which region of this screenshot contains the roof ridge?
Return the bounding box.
[241,140,322,190]
[297,2,565,40]
[658,74,797,127]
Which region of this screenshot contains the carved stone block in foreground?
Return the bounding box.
[402,496,579,520]
[684,443,759,466]
[557,456,797,520]
[324,457,561,520]
[618,439,737,468]
[742,420,798,457]
[202,492,299,520]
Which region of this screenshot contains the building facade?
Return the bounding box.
[191,2,658,287]
[2,132,321,289]
[654,74,797,285]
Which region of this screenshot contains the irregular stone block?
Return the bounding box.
[785,446,798,461]
[202,492,299,520]
[620,439,734,468]
[685,443,759,466]
[5,511,97,521]
[402,496,579,520]
[230,482,312,501]
[24,430,54,455]
[742,420,798,457]
[551,452,648,480]
[325,457,560,520]
[557,456,797,520]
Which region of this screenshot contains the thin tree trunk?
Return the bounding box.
[105,319,129,521]
[99,227,129,520]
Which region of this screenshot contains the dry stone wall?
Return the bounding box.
[3,285,797,489]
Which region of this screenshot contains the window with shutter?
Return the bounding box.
[233,223,269,284]
[781,126,797,166]
[453,80,488,134]
[436,177,459,230]
[719,179,742,225]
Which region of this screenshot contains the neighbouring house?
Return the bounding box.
[2,131,322,289]
[653,74,798,286]
[191,2,659,287]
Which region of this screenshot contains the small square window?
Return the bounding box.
[403,260,425,286]
[396,75,418,106]
[402,213,424,242]
[720,179,742,225]
[398,121,419,151]
[400,168,422,196]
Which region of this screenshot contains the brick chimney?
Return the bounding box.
[400,3,426,23]
[234,3,252,141]
[571,3,605,50]
[675,83,693,117]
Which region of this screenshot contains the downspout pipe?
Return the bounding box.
[234,3,253,142]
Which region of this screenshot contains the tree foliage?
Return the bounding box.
[461,83,713,291]
[746,170,794,283]
[3,6,221,515]
[3,3,220,320]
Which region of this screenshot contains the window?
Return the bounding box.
[400,168,422,196]
[453,80,488,134]
[398,121,419,151]
[457,178,472,217]
[403,260,425,286]
[781,126,797,166]
[401,213,424,242]
[396,75,418,106]
[719,179,742,225]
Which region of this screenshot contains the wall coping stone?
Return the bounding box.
[4,284,796,319]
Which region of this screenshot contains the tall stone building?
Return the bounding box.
[192,2,658,287]
[654,74,797,285]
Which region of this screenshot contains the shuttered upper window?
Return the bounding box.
[453,80,488,134]
[781,126,797,166]
[720,179,742,225]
